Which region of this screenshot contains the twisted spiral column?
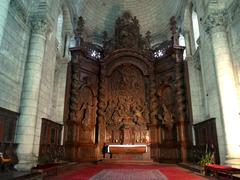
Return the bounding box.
[149,72,159,160]
[96,63,106,158]
[175,47,187,162]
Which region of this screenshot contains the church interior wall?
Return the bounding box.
[229,15,240,113]
[32,1,71,156]
[183,0,228,163]
[182,1,206,127]
[0,0,71,159]
[0,5,30,112]
[199,31,226,162]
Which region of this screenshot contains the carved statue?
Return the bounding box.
[80,102,91,127]
[132,105,146,126]
[111,106,121,125]
[170,16,179,46]
[74,16,85,46]
[74,16,84,36]
[159,103,174,129]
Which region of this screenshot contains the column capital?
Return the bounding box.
[203,11,228,33]
[29,2,53,36]
[30,16,49,35]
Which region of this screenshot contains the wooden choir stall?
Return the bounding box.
[64,12,192,163]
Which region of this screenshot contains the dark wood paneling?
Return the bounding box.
[0,107,19,143]
[40,118,63,145]
[194,118,220,164]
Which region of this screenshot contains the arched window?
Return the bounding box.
[56,10,63,50]
[179,33,186,59]
[191,10,200,49]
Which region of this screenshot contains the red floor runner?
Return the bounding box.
[50,164,206,180]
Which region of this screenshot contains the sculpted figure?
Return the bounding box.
[80,102,91,127]
[160,103,174,129]
[132,105,146,126]
[111,106,121,125]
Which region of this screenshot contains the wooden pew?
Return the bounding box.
[0,152,12,171]
[205,164,240,179]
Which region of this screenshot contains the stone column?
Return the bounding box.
[15,16,49,170]
[204,11,240,166]
[0,0,10,45]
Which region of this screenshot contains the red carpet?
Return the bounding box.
[89,169,167,180]
[49,164,207,180]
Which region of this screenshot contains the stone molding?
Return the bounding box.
[10,0,28,24]
[203,11,227,33]
[193,50,201,70]
[228,0,240,23]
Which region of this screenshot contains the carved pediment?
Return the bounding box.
[103,11,151,54]
[115,11,140,49]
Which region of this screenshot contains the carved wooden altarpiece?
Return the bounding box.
[65,12,192,163]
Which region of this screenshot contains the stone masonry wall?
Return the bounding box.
[0,7,30,112]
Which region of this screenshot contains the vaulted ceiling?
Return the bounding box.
[68,0,187,45]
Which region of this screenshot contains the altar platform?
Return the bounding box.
[108,144,147,154]
[105,144,151,162]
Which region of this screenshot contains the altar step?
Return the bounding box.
[100,158,156,165]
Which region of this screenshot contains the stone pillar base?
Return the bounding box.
[15,162,35,171]
[15,153,36,171]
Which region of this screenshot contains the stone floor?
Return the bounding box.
[0,170,32,180]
